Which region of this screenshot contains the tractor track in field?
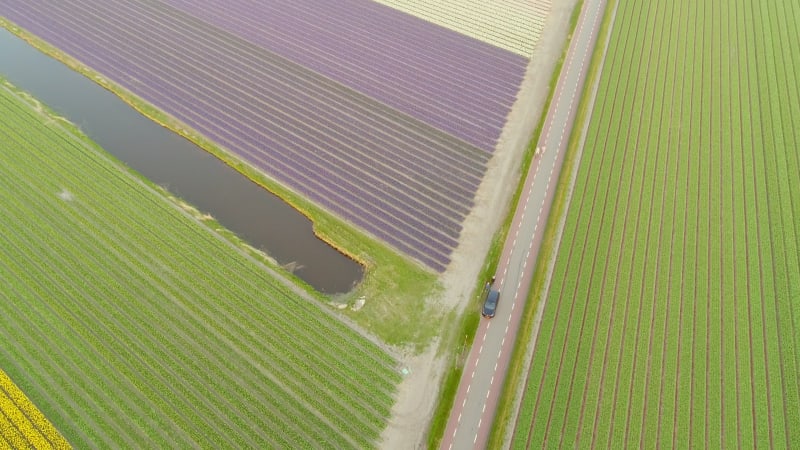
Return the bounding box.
[552,5,640,445]
[671,0,700,444]
[688,1,704,440]
[552,69,623,444]
[595,1,655,445]
[727,2,743,443]
[735,0,758,439]
[700,2,710,445]
[550,88,616,444]
[750,1,779,444]
[783,0,800,401]
[569,131,611,445]
[567,3,624,443]
[568,4,626,441]
[759,1,794,445]
[653,0,685,438]
[713,3,727,445]
[783,0,800,303]
[675,3,708,446]
[545,208,595,445]
[544,29,619,442]
[541,36,622,438]
[622,0,670,443]
[638,0,678,444]
[605,34,650,445]
[742,0,776,445]
[538,147,602,445]
[768,3,800,444]
[775,0,800,414]
[583,1,649,444]
[730,2,750,445]
[708,2,718,445]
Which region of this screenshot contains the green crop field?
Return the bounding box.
[510,0,800,447]
[0,80,400,448]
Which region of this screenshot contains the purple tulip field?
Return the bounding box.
[0,0,530,271]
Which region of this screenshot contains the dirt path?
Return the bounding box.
[378,2,581,447]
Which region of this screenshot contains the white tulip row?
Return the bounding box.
[372,0,553,57]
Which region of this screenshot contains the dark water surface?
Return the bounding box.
[0,27,363,294]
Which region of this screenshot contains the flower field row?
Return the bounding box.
[162,0,529,143]
[0,0,536,271]
[512,0,800,447]
[0,369,71,449]
[0,82,400,447]
[371,0,552,56]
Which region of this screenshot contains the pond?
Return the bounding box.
[0,27,364,294]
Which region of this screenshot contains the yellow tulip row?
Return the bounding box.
[0,369,70,449]
[0,409,31,449]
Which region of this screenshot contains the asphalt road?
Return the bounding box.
[440,0,608,447]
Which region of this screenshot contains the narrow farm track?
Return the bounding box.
[0,84,400,447]
[510,0,800,447]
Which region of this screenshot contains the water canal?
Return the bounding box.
[0,27,363,294]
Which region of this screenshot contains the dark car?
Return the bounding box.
[482,289,500,318]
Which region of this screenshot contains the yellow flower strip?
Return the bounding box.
[0,406,31,449]
[0,369,70,449]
